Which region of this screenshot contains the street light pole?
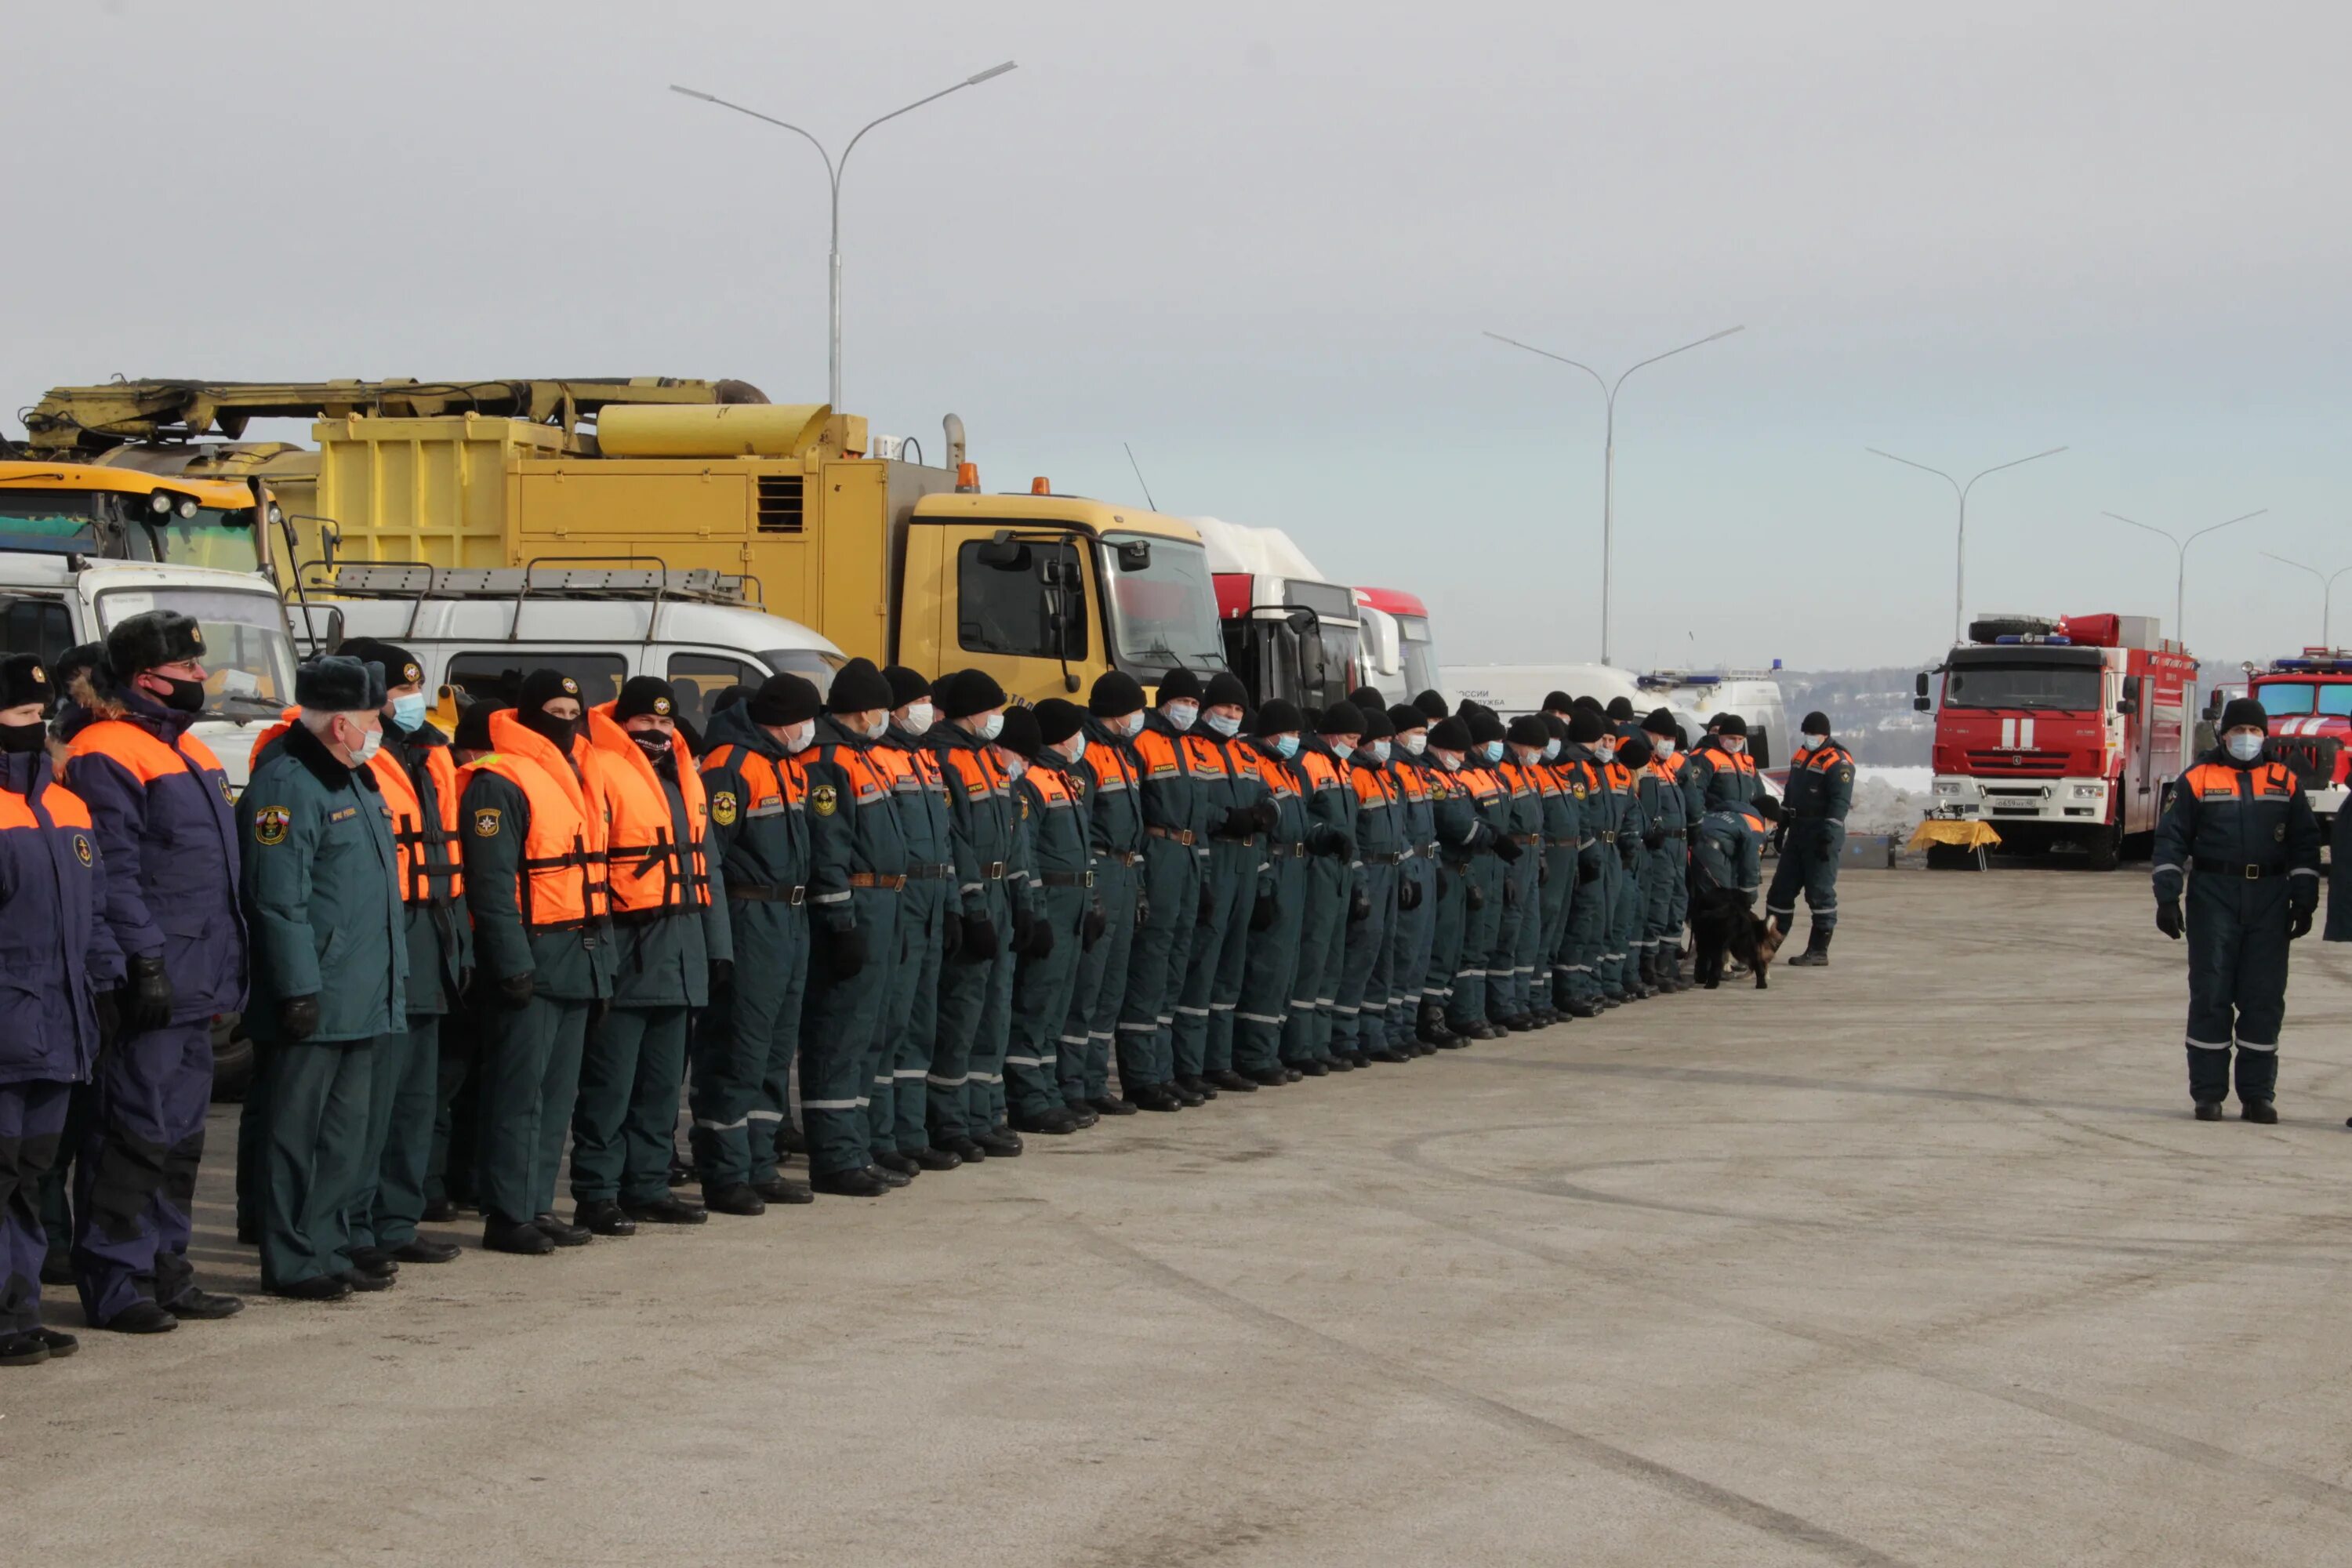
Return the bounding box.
[2259,551,2352,647]
[670,62,1018,410]
[1867,445,2067,647]
[1483,325,1744,666]
[2102,509,2266,648]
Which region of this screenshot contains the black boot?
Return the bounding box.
[701,1184,768,1217]
[572,1199,637,1237]
[810,1167,894,1198]
[1788,927,1832,967]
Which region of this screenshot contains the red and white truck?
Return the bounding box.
[2242,651,2352,826]
[1917,612,2197,869]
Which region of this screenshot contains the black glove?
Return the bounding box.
[1578,859,1600,885]
[1250,889,1277,931]
[1013,906,1036,954]
[2290,904,2315,940]
[496,970,536,1009]
[824,914,869,979]
[2155,901,2183,940]
[1348,888,1373,924]
[940,909,964,962]
[708,958,734,1000]
[1024,917,1055,960]
[1197,884,1216,926]
[278,995,320,1042]
[1398,877,1422,912]
[1465,881,1486,912]
[1620,844,1639,869]
[960,913,1000,963]
[120,952,172,1033]
[1643,828,1665,851]
[1252,799,1282,833]
[1312,826,1353,859]
[93,989,119,1052]
[1219,806,1262,838]
[1083,902,1107,949]
[589,998,610,1028]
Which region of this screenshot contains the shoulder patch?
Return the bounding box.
[473,806,503,838]
[711,789,739,826]
[72,831,92,866]
[811,783,839,817]
[218,775,235,804]
[252,805,291,847]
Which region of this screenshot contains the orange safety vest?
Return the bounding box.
[941,741,1010,800]
[1026,761,1082,811]
[1653,750,1687,780]
[1085,740,1142,795]
[1178,731,1229,779]
[1703,748,1759,786]
[588,705,710,916]
[252,708,463,906]
[1393,762,1428,803]
[1132,727,1185,781]
[701,742,806,821]
[1497,759,1535,798]
[2184,760,2299,800]
[1456,764,1504,805]
[1352,760,1399,807]
[463,710,610,930]
[1295,747,1343,794]
[69,714,228,786]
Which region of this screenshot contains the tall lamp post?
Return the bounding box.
[2102,509,2265,649]
[671,62,1018,409]
[1867,445,2067,646]
[2260,551,2352,648]
[1483,325,1744,666]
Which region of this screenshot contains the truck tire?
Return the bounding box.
[1967,615,2056,643]
[2082,818,2122,872]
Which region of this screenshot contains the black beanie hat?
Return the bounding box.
[1542,713,1568,740]
[1388,703,1428,734]
[1675,723,1692,750]
[519,667,583,714]
[1605,696,1635,720]
[1413,688,1450,720]
[1505,715,1549,748]
[296,654,386,713]
[2219,696,2269,733]
[1716,713,1748,737]
[1203,672,1249,710]
[1617,732,1653,768]
[1466,710,1506,745]
[106,609,205,678]
[1348,685,1385,713]
[996,704,1043,757]
[883,665,931,710]
[1428,717,1472,753]
[1033,698,1087,746]
[1707,711,1731,731]
[1256,699,1303,735]
[1319,700,1367,736]
[1573,695,1605,715]
[614,675,676,722]
[710,684,748,715]
[747,673,822,727]
[1157,667,1203,704]
[1642,706,1679,738]
[339,637,424,691]
[1568,709,1604,743]
[1801,710,1830,735]
[1090,670,1147,717]
[1750,792,1783,822]
[1542,690,1575,713]
[940,667,1008,720]
[453,702,503,753]
[826,658,895,714]
[1456,699,1490,722]
[1359,706,1396,741]
[0,653,53,716]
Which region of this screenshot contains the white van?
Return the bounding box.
[1442,662,1650,719]
[290,564,843,735]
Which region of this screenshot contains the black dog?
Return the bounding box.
[1690,887,1786,989]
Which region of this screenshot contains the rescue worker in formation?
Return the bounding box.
[1682,711,1762,821]
[931,669,1022,1152]
[34,642,109,1290]
[1492,716,1549,1031]
[1334,706,1407,1063]
[1417,716,1479,1046]
[2155,698,2319,1123]
[423,702,501,1222]
[1121,670,1210,1109]
[339,640,470,1271]
[1595,713,1650,1002]
[1767,711,1854,969]
[1631,723,1689,993]
[1385,704,1442,1056]
[1617,731,1670,994]
[459,670,615,1254]
[692,673,822,1213]
[0,655,119,1365]
[1232,702,1310,1084]
[572,677,728,1232]
[800,659,913,1194]
[1531,714,1581,1023]
[1293,703,1364,1069]
[1184,673,1276,1094]
[1004,700,1102,1132]
[67,611,247,1331]
[1444,709,1516,1040]
[1162,672,1240,1101]
[1641,709,1691,989]
[241,655,406,1300]
[871,667,962,1176]
[1065,673,1149,1115]
[1555,708,1614,1015]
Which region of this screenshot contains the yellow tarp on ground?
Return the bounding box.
[1907,819,2004,852]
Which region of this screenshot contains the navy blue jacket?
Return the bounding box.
[0,751,126,1083]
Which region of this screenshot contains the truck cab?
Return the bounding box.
[2243,651,2352,825]
[0,460,275,575]
[1354,586,1445,706]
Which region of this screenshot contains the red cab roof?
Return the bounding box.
[1354,585,1428,618]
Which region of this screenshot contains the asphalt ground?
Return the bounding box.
[13,867,2352,1567]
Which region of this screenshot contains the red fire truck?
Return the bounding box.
[1917,612,2197,869]
[2242,651,2352,826]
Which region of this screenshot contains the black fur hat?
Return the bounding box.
[105,609,204,677]
[296,654,387,713]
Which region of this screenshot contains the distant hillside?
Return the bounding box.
[1775,668,1929,766]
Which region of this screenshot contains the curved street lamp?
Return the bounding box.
[2101,508,2266,650]
[1867,445,2067,646]
[2260,551,2352,648]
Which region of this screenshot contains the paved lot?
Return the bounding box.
[15,868,2352,1566]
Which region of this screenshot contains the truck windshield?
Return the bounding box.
[0,492,256,571]
[150,507,262,575]
[1396,614,1441,697]
[94,586,298,719]
[1102,534,1225,674]
[2252,681,2352,718]
[1943,661,2102,711]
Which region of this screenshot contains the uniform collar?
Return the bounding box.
[283,715,364,790]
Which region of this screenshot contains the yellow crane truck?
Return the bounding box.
[23,378,1229,701]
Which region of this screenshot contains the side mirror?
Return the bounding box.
[1914,671,1929,698]
[1115,539,1152,572]
[321,605,346,654]
[1284,607,1318,634]
[1912,695,1931,713]
[976,532,1026,570]
[2203,690,2222,720]
[2119,675,2141,715]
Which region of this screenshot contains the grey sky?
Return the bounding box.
[8,1,2349,673]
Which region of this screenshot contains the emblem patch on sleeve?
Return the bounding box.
[711,790,739,826]
[811,783,839,818]
[252,806,292,847]
[474,807,503,838]
[72,833,92,866]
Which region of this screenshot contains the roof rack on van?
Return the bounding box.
[297,557,768,643]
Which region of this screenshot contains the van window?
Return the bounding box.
[757,648,840,697]
[957,539,1084,660]
[445,652,625,710]
[669,653,759,733]
[0,597,75,667]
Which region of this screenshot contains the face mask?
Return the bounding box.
[1004,757,1029,782]
[1481,739,1504,764]
[1370,739,1392,764]
[388,691,430,734]
[0,720,45,755]
[1436,752,1461,771]
[1401,732,1427,757]
[1723,738,1746,755]
[1543,739,1561,761]
[2227,731,2266,762]
[865,713,891,741]
[1064,735,1087,764]
[1163,701,1198,732]
[155,674,207,714]
[347,721,383,765]
[1272,735,1300,760]
[632,731,673,761]
[1805,734,1828,750]
[1595,742,1616,764]
[976,712,1004,742]
[1204,711,1240,738]
[521,707,579,750]
[783,721,816,754]
[900,701,935,739]
[1116,711,1146,739]
[1655,738,1675,757]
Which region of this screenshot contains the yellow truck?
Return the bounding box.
[21,379,1229,701]
[0,459,279,575]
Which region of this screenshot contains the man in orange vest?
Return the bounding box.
[572,677,729,1233]
[458,670,616,1254]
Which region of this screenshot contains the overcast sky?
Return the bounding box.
[8,1,2349,673]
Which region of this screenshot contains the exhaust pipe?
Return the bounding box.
[943,413,967,470]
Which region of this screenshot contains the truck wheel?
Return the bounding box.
[2082,819,2122,872]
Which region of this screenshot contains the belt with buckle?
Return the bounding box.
[1596,830,1617,844]
[1104,850,1145,867]
[728,883,807,906]
[979,861,1007,879]
[1147,826,1197,846]
[1039,870,1095,887]
[1363,851,1405,865]
[1509,833,1541,846]
[2193,856,2287,880]
[847,873,907,891]
[902,864,953,881]
[1661,829,1686,840]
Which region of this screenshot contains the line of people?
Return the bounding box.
[0,619,1863,1364]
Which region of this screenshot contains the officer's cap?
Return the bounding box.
[338,637,424,691]
[0,653,53,717]
[105,609,204,679]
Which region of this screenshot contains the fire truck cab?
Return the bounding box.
[1920,612,2195,869]
[2242,650,2352,825]
[1189,517,1364,713]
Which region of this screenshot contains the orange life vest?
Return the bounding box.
[251,707,463,906]
[588,705,710,916]
[463,710,610,931]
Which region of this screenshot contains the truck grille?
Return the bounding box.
[2269,735,2341,787]
[756,476,804,534]
[1964,750,2069,778]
